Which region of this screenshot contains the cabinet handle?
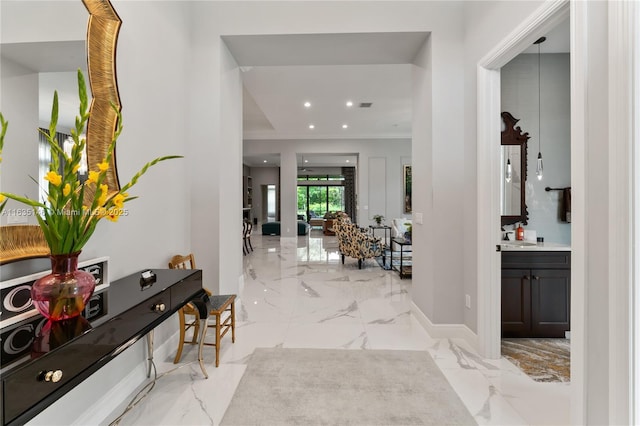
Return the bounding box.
[533,275,540,280]
[523,275,530,280]
[38,370,63,383]
[153,303,166,312]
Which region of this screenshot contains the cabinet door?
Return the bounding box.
[501,269,531,337]
[531,268,570,337]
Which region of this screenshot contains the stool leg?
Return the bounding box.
[231,302,236,343]
[173,308,186,363]
[197,317,209,379]
[215,313,222,367]
[191,311,200,344]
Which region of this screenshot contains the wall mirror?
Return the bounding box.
[500,111,529,226]
[0,0,121,264]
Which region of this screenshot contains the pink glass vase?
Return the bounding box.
[31,253,96,321]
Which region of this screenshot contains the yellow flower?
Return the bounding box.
[98,160,109,172]
[44,171,62,186]
[87,170,100,184]
[63,183,71,197]
[97,184,109,206]
[72,164,80,174]
[112,193,126,208]
[106,208,120,222]
[0,194,5,203]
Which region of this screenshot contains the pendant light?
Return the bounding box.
[534,36,546,181]
[505,155,512,182]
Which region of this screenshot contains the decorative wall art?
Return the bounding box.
[403,165,412,213]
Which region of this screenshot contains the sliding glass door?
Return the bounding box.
[297,185,344,221]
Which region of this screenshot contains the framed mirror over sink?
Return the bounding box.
[500,111,529,226]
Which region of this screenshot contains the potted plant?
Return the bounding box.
[0,70,181,321]
[372,214,384,226]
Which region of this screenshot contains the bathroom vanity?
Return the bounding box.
[500,242,571,338]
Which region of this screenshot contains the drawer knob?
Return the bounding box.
[43,370,63,383]
[153,303,166,312]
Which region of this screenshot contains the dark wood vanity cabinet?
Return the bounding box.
[501,251,570,338]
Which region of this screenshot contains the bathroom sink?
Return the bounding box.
[502,241,537,248]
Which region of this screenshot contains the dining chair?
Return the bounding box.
[243,219,253,255]
[169,254,201,363]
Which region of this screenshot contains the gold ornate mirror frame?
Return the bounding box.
[0,0,122,264]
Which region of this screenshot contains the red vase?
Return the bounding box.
[31,253,96,321]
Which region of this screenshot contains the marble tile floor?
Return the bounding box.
[111,231,570,426]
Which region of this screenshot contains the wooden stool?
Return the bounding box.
[203,294,236,367]
[173,294,236,377]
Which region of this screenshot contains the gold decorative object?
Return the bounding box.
[83,0,122,194]
[0,0,121,265]
[0,226,49,264]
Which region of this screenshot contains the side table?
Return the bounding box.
[390,237,412,278]
[368,225,391,248]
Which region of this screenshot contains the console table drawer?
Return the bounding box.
[3,288,171,425]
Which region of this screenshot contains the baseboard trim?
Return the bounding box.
[411,301,479,352]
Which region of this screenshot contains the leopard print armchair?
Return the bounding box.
[333,215,383,269]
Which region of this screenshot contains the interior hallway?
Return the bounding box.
[109,230,570,425]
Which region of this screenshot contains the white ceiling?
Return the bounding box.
[236,20,569,168]
[227,32,428,167]
[241,64,412,141]
[0,17,568,168]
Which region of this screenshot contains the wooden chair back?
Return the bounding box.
[168,253,196,270]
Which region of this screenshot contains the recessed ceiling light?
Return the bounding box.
[346,101,353,107]
[346,160,350,163]
[304,101,311,108]
[263,160,267,163]
[342,124,348,129]
[309,124,315,129]
[304,159,309,163]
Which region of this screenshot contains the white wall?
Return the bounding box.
[501,53,571,245]
[462,0,546,333]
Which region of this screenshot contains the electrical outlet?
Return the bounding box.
[7,214,28,224]
[465,294,471,309]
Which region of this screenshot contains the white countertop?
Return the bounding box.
[500,241,571,251]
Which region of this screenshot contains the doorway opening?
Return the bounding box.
[266,184,277,222]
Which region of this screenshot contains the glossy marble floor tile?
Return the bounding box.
[111,231,570,425]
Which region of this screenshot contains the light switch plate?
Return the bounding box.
[414,212,423,225]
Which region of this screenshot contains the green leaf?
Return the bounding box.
[49,91,59,137]
[77,69,88,115]
[0,193,46,208]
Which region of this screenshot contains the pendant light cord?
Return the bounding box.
[538,41,541,154]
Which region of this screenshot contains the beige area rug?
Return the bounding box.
[221,348,477,426]
[501,338,570,383]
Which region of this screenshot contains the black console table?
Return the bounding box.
[1,268,204,426]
